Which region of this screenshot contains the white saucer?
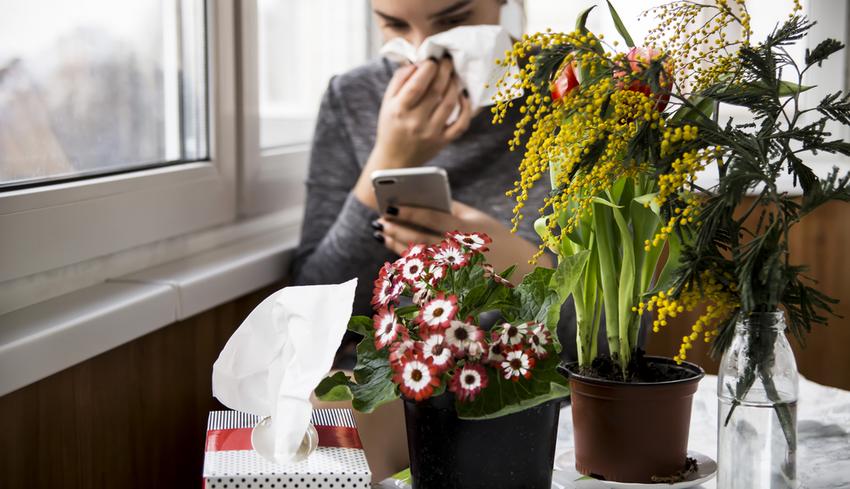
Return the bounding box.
[251,416,319,464]
[552,449,717,489]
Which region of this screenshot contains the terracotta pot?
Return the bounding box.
[566,357,704,483]
[403,392,566,489]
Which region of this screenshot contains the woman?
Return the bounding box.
[291,0,582,358]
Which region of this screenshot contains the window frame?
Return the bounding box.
[0,0,239,284]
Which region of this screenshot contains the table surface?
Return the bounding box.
[378,374,850,488]
[552,374,850,489]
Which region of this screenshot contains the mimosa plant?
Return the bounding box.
[494,0,850,386]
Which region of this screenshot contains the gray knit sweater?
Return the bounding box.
[291,58,589,360]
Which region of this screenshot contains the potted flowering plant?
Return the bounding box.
[316,231,569,489]
[495,0,850,484]
[492,2,712,482]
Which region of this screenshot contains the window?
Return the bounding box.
[258,0,371,149]
[0,0,208,189]
[239,0,373,215]
[0,1,237,298]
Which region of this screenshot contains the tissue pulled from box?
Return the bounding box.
[212,279,357,463]
[380,25,520,122]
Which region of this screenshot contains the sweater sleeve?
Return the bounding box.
[291,76,393,312]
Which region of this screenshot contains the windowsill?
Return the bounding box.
[0,214,302,398]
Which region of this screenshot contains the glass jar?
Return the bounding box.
[717,311,799,489]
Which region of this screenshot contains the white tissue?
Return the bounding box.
[379,25,520,123]
[212,279,358,464]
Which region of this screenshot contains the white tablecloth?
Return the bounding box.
[554,375,850,488]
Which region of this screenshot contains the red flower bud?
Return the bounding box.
[614,47,671,111]
[550,60,579,101]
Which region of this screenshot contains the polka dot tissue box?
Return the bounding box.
[203,409,371,488]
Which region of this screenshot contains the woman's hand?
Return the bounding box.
[372,201,553,277]
[353,58,473,209]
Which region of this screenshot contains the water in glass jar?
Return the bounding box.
[718,398,797,489]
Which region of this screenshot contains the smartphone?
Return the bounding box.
[371,167,452,214]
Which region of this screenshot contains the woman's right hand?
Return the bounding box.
[353,57,472,209]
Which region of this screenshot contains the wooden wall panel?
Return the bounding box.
[0,284,280,489]
[647,199,850,390]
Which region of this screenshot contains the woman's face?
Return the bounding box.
[371,0,503,47]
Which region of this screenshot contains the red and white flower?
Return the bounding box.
[486,340,506,365]
[431,241,469,270]
[403,243,428,258]
[400,256,427,284]
[426,263,447,284]
[449,363,489,402]
[482,263,514,288]
[373,307,403,349]
[501,348,536,381]
[527,323,551,357]
[447,231,492,252]
[393,352,441,401]
[372,263,403,308]
[466,338,488,361]
[415,294,458,330]
[498,322,528,346]
[445,319,485,355]
[420,333,454,371]
[389,337,416,365]
[411,281,433,306]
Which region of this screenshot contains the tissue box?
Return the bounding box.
[203,409,371,488]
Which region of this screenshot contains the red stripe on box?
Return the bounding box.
[315,424,363,450]
[206,426,362,452]
[205,428,254,451]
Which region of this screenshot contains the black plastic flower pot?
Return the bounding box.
[403,392,564,489]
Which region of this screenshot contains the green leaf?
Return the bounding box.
[499,264,518,281]
[610,203,637,368]
[391,468,412,484]
[349,333,399,413]
[575,5,596,33]
[548,249,591,330]
[590,196,623,208]
[670,95,716,123]
[593,203,622,360]
[805,38,844,67]
[777,80,813,97]
[632,192,661,216]
[347,315,373,337]
[534,215,551,243]
[606,0,635,48]
[315,371,354,402]
[515,267,557,324]
[455,354,570,419]
[642,231,683,298]
[394,305,420,320]
[541,249,592,354]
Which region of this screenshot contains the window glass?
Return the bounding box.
[0,0,208,189]
[258,0,370,149]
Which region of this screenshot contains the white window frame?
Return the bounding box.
[0,2,238,286]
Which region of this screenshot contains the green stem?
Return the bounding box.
[593,203,622,365]
[610,203,636,371]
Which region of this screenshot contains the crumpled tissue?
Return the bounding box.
[380,25,520,122]
[212,279,358,464]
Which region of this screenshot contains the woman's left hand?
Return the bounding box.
[373,201,552,277]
